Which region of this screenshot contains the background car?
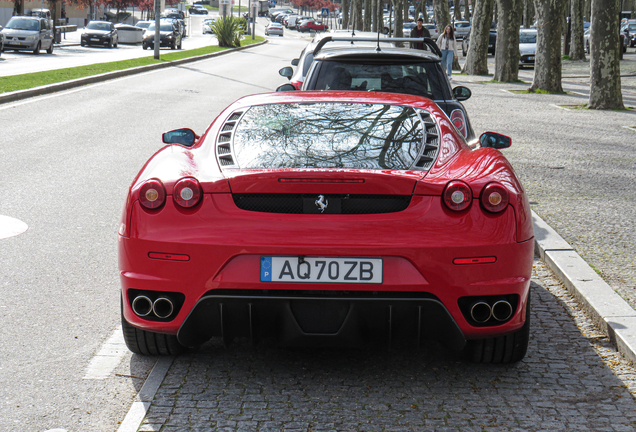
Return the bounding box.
[135,20,152,34]
[0,16,54,54]
[519,28,537,68]
[461,29,496,56]
[423,23,439,38]
[298,19,328,32]
[119,91,533,364]
[202,18,215,34]
[189,5,209,15]
[0,29,3,56]
[163,8,185,19]
[621,21,636,47]
[453,20,471,39]
[265,22,284,36]
[81,20,118,48]
[298,36,476,140]
[142,21,182,50]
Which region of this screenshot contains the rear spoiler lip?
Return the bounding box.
[313,36,442,57]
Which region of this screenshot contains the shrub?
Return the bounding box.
[210,16,244,47]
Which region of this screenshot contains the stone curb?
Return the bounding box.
[0,40,267,105]
[533,210,636,365]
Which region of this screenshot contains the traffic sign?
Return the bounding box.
[322,7,329,17]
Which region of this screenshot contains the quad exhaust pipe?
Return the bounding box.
[470,300,513,324]
[132,295,174,319]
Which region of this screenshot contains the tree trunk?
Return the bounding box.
[464,0,471,20]
[454,0,463,20]
[589,0,624,109]
[433,0,451,33]
[404,0,409,23]
[342,0,350,29]
[493,0,523,82]
[392,0,404,37]
[529,0,568,92]
[372,0,378,32]
[570,0,586,60]
[353,0,363,30]
[523,0,534,27]
[364,0,372,30]
[463,0,495,75]
[583,0,591,21]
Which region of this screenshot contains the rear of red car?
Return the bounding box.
[119,93,534,362]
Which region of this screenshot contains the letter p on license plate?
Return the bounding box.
[261,256,383,284]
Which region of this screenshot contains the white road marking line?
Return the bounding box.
[83,326,128,380]
[0,215,28,240]
[117,356,174,432]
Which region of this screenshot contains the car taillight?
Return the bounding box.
[480,182,509,213]
[173,177,202,208]
[443,180,472,211]
[450,109,467,138]
[139,179,166,210]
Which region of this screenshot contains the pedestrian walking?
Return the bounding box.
[410,17,430,50]
[436,25,458,80]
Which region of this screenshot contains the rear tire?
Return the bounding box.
[33,41,40,55]
[463,289,531,364]
[121,306,186,356]
[47,42,53,54]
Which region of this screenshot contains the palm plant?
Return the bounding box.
[210,16,245,47]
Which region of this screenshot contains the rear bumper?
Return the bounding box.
[120,194,534,347]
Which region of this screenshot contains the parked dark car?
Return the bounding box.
[81,21,118,48]
[461,30,496,56]
[296,36,476,141]
[142,21,182,50]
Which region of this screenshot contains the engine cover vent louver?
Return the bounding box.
[216,111,243,168]
[414,111,441,170]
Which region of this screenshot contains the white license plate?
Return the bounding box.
[90,38,99,41]
[528,55,535,60]
[261,256,383,284]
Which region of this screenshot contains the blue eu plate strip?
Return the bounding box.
[260,256,272,282]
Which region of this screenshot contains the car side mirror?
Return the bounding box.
[479,131,511,149]
[279,66,294,80]
[452,86,472,101]
[276,83,297,92]
[163,128,198,147]
[291,58,299,66]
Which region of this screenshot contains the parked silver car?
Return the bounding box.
[453,20,471,39]
[0,16,54,54]
[519,28,537,67]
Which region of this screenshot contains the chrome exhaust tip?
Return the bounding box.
[132,295,153,317]
[470,301,492,323]
[153,297,174,319]
[492,300,513,322]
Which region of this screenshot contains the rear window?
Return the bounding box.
[311,60,446,100]
[519,32,537,43]
[230,103,431,170]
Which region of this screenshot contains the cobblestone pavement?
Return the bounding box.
[136,259,636,432]
[457,57,636,311]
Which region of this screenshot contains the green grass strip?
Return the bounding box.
[0,36,263,94]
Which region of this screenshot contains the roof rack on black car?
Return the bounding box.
[312,36,442,57]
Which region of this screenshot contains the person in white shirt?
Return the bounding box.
[436,25,458,80]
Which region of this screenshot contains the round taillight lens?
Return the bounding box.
[443,180,472,211]
[173,178,202,208]
[481,182,509,213]
[139,179,166,210]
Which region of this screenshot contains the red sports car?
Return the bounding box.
[119,91,534,363]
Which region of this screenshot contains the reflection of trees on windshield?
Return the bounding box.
[232,103,424,170]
